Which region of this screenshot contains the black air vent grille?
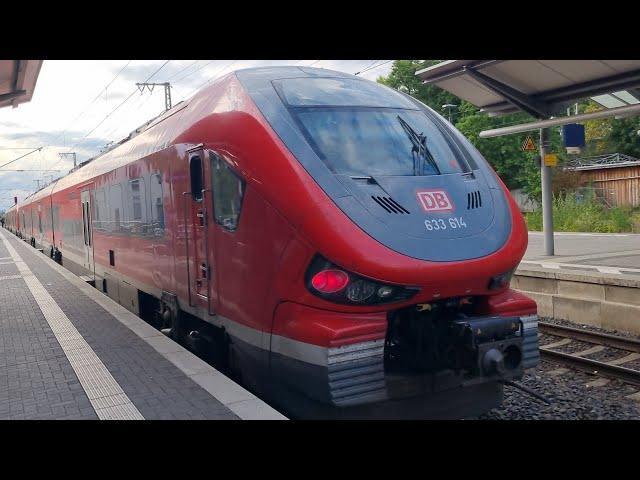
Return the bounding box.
[467,191,482,210]
[371,196,410,214]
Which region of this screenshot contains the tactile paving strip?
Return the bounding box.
[0,274,21,281]
[0,231,144,420]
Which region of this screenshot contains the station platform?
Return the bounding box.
[0,228,286,420]
[524,232,640,277]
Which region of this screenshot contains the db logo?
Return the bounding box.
[416,190,454,212]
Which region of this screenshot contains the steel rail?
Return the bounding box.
[540,348,640,387]
[539,321,640,353]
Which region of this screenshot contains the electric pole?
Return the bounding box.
[136,82,172,111]
[58,152,77,168]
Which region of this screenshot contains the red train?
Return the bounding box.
[3,67,539,418]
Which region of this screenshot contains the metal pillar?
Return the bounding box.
[164,83,172,111]
[136,82,172,111]
[539,128,554,255]
[479,103,640,138]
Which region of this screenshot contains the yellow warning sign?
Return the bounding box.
[521,135,537,152]
[544,153,558,167]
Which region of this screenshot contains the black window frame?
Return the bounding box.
[273,77,478,176]
[128,177,145,222]
[209,151,245,232]
[149,172,165,233]
[190,153,204,202]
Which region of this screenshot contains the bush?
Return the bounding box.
[525,192,637,233]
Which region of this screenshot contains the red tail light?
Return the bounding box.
[311,269,349,293]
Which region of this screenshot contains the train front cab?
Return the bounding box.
[232,69,540,419]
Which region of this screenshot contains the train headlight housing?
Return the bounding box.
[488,269,515,290]
[306,255,419,305]
[345,279,376,303]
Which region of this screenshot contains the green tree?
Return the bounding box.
[583,101,613,155]
[609,116,640,158]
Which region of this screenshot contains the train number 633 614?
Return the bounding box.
[424,216,467,231]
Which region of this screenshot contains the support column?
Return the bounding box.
[539,128,554,256]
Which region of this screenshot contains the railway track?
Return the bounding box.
[538,321,640,387]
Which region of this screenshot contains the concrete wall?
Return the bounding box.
[513,266,640,335]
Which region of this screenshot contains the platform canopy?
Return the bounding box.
[415,60,640,118]
[0,60,43,109]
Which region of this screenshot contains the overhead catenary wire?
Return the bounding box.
[55,60,133,146]
[178,60,238,102]
[164,60,200,82]
[66,60,171,154]
[353,60,379,75]
[2,61,133,182]
[0,147,43,170]
[171,60,218,85]
[354,60,393,76]
[0,147,43,150]
[98,88,153,141]
[45,61,171,178]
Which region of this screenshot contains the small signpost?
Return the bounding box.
[543,153,558,167]
[521,135,537,152]
[562,123,585,155]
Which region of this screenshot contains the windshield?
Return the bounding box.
[293,107,466,177]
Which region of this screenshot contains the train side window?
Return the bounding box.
[110,184,123,233]
[210,152,245,231]
[128,178,146,234]
[38,210,43,233]
[94,189,107,231]
[190,154,204,202]
[150,173,164,232]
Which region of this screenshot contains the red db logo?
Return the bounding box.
[417,190,454,212]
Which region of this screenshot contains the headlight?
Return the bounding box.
[305,255,419,305]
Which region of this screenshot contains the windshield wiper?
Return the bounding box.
[396,115,440,175]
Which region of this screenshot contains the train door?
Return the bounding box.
[186,147,217,315]
[80,189,95,276]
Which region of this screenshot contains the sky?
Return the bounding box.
[0,60,394,211]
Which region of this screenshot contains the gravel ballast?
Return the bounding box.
[475,317,640,419]
[475,360,640,420]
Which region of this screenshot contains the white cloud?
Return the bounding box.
[0,60,394,207]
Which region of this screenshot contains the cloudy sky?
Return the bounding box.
[0,60,394,211]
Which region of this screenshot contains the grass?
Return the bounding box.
[525,193,640,233]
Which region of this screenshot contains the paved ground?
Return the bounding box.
[523,232,640,276]
[0,228,285,420]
